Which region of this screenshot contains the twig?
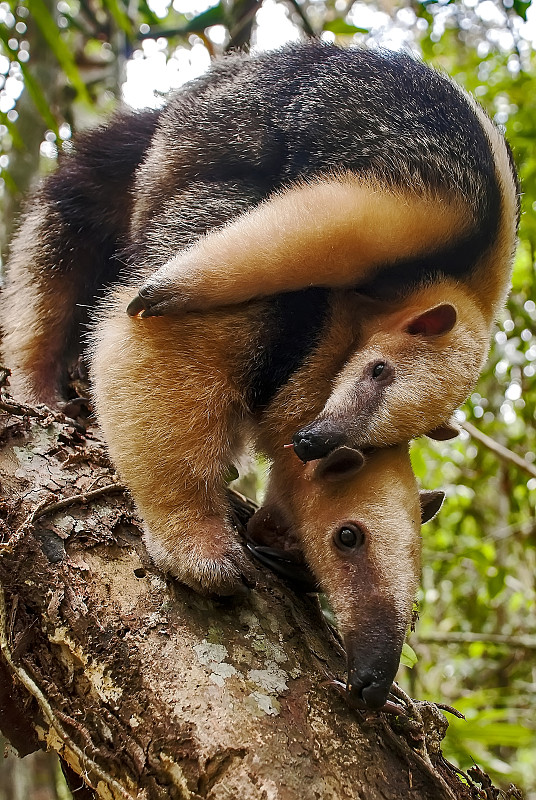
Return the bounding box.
[55,709,101,753]
[0,398,47,419]
[24,483,127,524]
[227,0,264,50]
[414,630,536,650]
[325,677,408,717]
[0,587,136,800]
[459,419,536,479]
[2,483,127,552]
[435,704,465,720]
[284,0,317,38]
[389,683,423,724]
[377,716,458,800]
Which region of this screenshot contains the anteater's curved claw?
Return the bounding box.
[126,279,190,318]
[246,542,319,593]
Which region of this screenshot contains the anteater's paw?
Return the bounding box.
[142,518,256,596]
[126,276,191,318]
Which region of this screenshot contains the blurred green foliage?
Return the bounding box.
[403,10,536,793]
[0,0,535,796]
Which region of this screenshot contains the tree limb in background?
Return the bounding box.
[415,631,536,650]
[459,419,536,479]
[284,0,317,38]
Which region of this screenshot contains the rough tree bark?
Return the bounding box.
[0,378,514,800]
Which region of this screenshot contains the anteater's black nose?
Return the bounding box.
[292,424,347,462]
[347,672,391,710]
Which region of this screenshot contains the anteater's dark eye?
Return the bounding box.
[334,524,365,551]
[372,362,385,379]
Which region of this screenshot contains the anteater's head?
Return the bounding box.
[292,281,487,462]
[248,444,443,709]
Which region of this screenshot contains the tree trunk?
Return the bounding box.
[0,385,505,800]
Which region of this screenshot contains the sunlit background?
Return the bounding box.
[120,0,536,109]
[2,0,536,157]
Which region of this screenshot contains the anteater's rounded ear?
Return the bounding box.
[420,490,445,524]
[310,446,365,484]
[405,304,457,337]
[425,420,460,441]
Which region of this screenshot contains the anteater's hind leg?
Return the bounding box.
[1,109,160,408]
[1,207,94,407]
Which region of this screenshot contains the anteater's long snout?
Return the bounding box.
[344,610,406,710]
[292,421,348,462]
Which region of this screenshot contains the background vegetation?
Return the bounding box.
[0,0,534,797]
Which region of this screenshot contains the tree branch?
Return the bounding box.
[0,586,135,800]
[284,0,317,38]
[459,419,536,479]
[0,397,515,799]
[9,482,127,544]
[414,630,536,650]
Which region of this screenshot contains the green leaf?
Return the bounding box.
[183,3,226,31]
[401,642,418,668]
[448,716,535,748]
[512,0,531,20]
[138,0,162,26]
[323,19,368,35]
[0,26,59,133]
[0,166,19,195]
[3,116,24,150]
[141,3,226,38]
[18,63,59,134]
[223,464,239,483]
[29,0,91,104]
[102,0,134,36]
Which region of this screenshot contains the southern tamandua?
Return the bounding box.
[0,44,463,707]
[91,284,443,709]
[89,286,401,592]
[248,445,444,709]
[1,43,518,443]
[123,43,520,458]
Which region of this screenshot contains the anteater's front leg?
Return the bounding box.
[126,179,466,319]
[90,289,253,594]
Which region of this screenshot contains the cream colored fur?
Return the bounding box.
[134,104,517,323]
[91,288,257,593]
[320,280,490,445]
[129,132,517,445]
[133,177,469,312]
[91,290,423,596]
[262,444,421,640]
